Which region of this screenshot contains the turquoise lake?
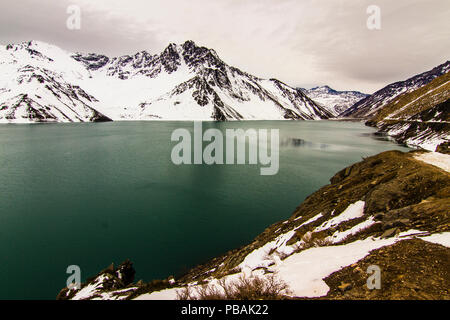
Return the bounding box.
[0,120,410,299]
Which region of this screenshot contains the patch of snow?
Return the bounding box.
[420,232,450,247]
[273,230,419,298]
[328,217,377,243]
[294,212,323,230]
[133,229,445,300]
[238,228,298,271]
[414,152,450,172]
[134,287,179,300]
[71,274,108,300]
[314,201,365,232]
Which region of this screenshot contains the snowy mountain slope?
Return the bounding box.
[0,42,110,123]
[0,40,333,122]
[0,64,110,123]
[300,86,368,116]
[341,61,450,118]
[366,71,450,151]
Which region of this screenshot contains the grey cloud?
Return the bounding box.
[0,0,448,93]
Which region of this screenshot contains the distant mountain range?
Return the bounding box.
[1,41,448,153]
[0,40,333,123]
[300,86,368,116]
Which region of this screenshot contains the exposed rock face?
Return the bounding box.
[57,260,136,300]
[60,150,449,300]
[436,142,450,155]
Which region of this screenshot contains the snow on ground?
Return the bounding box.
[134,230,447,300]
[414,152,450,173]
[71,274,109,300]
[272,230,434,298]
[134,288,179,300]
[294,212,323,227]
[237,228,297,271]
[314,201,365,232]
[327,217,376,243]
[92,200,447,301]
[420,232,450,247]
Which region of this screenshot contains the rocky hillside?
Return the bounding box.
[58,150,450,300]
[300,86,368,116]
[0,40,332,122]
[366,71,449,152]
[341,61,450,119]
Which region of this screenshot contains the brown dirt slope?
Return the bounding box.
[175,150,449,285]
[322,239,450,300]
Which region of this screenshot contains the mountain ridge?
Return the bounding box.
[341,60,450,118]
[0,40,332,122]
[366,71,450,152]
[300,85,368,116]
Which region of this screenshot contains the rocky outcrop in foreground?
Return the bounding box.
[58,150,449,300]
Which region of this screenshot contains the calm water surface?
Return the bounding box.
[0,120,409,299]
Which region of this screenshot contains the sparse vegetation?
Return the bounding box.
[176,274,290,300]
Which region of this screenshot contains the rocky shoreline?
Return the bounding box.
[58,149,450,300]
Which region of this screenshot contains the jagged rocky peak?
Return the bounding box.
[181,40,224,70]
[1,39,335,122]
[72,52,110,71]
[160,42,181,73]
[69,40,225,79]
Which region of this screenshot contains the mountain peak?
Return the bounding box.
[312,85,335,93]
[303,85,368,116]
[182,40,198,48]
[0,39,333,122]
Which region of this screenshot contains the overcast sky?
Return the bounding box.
[0,0,449,93]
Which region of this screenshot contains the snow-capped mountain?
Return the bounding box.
[300,86,368,116]
[341,61,450,118]
[0,40,333,123]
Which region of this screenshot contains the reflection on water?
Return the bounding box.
[358,132,405,144]
[281,137,330,150]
